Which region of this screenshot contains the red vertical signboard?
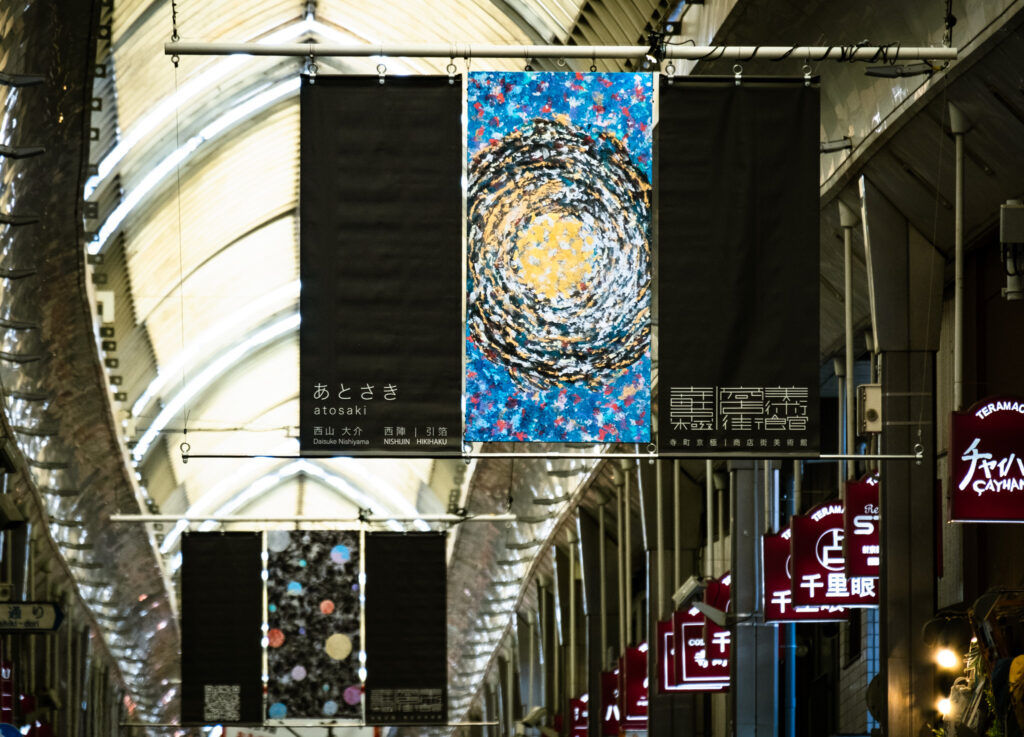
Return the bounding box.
[671,607,729,691]
[700,575,732,681]
[844,473,880,580]
[951,397,1024,522]
[619,645,648,729]
[570,696,589,737]
[763,527,846,621]
[791,500,877,607]
[600,670,620,736]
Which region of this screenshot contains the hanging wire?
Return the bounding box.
[169,1,190,443]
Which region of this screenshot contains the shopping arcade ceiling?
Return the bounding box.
[63,0,1024,721]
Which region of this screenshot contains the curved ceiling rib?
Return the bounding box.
[132,311,299,461]
[131,278,299,418]
[92,77,299,253]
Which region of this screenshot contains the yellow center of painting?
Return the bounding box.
[516,216,594,300]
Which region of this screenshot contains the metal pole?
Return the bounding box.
[528,618,535,711]
[705,460,714,579]
[506,652,514,736]
[655,461,664,620]
[786,474,798,737]
[540,582,548,710]
[110,513,518,523]
[836,360,846,493]
[568,538,576,699]
[949,102,970,412]
[840,200,858,479]
[165,41,958,62]
[623,464,633,648]
[599,505,607,671]
[616,476,626,655]
[673,460,682,589]
[718,480,726,572]
[181,450,924,462]
[792,460,802,516]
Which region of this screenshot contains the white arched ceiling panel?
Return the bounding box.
[112,1,300,131]
[228,477,363,523]
[162,334,300,502]
[140,214,297,367]
[125,101,298,319]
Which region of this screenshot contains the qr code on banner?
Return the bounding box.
[204,684,240,722]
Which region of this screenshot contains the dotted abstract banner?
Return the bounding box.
[266,530,362,721]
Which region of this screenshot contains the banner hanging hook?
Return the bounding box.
[377,62,387,85]
[306,43,319,83]
[447,57,457,85]
[733,63,743,85]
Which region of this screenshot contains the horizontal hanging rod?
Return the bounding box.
[181,450,922,461]
[121,723,499,729]
[109,513,517,524]
[165,41,957,63]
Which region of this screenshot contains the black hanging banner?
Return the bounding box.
[181,532,263,725]
[657,80,821,456]
[365,532,448,725]
[300,76,463,454]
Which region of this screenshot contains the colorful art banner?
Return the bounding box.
[763,527,846,622]
[791,500,878,608]
[657,79,821,455]
[845,473,880,578]
[951,397,1024,522]
[300,76,463,453]
[465,71,652,443]
[266,530,361,721]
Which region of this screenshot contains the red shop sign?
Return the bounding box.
[657,619,693,693]
[844,473,880,579]
[619,645,648,727]
[700,574,731,682]
[600,670,620,736]
[570,695,589,737]
[791,500,877,607]
[763,527,846,622]
[951,397,1024,522]
[671,607,729,691]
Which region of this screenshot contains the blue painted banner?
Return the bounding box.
[465,71,652,443]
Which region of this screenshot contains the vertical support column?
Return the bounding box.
[880,350,936,737]
[860,175,942,737]
[840,199,859,479]
[949,102,970,413]
[730,460,778,737]
[568,538,577,700]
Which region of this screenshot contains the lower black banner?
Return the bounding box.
[181,532,263,724]
[657,79,821,455]
[365,532,448,725]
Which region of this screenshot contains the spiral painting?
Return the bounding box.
[465,71,652,443]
